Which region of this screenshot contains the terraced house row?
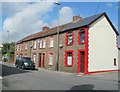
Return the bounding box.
[15,12,119,74]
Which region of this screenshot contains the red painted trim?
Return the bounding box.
[77,49,86,73]
[84,28,89,74]
[87,69,120,74]
[65,31,74,46]
[77,27,89,74]
[64,50,74,67]
[78,28,87,44]
[48,51,54,65]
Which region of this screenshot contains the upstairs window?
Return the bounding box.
[34,40,37,49]
[50,36,53,47]
[43,38,46,48]
[25,43,27,50]
[39,39,42,48]
[66,31,74,46]
[78,29,85,44]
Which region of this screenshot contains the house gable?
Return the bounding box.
[88,15,119,72]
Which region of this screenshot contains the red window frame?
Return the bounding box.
[78,28,86,44]
[65,31,74,46]
[64,50,74,67]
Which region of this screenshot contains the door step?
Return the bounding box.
[77,73,85,76]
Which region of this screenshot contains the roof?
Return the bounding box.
[61,12,119,36]
[17,12,119,44]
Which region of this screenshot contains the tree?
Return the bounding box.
[2,42,15,56]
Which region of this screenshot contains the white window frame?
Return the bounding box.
[39,39,42,48]
[49,53,53,65]
[25,43,27,50]
[49,36,53,47]
[34,40,37,49]
[33,53,36,63]
[43,38,46,48]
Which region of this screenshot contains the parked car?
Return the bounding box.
[15,57,35,70]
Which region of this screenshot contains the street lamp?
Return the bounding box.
[55,1,60,71]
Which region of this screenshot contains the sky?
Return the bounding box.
[0,0,119,46]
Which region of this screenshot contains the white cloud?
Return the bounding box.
[2,2,74,43]
[49,6,74,27]
[2,2,54,43]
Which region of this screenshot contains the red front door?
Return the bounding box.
[77,50,86,74]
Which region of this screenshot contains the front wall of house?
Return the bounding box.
[59,29,85,73]
[88,15,119,72]
[15,28,85,73]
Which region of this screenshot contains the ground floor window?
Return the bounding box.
[49,53,53,65]
[33,53,36,63]
[65,50,74,67]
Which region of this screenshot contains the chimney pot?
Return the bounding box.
[42,26,49,31]
[73,15,82,22]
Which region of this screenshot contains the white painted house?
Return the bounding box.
[88,14,119,73]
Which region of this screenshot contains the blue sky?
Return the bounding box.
[0,2,119,45]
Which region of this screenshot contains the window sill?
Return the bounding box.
[65,65,73,67]
[78,42,85,44]
[48,64,53,66]
[66,44,73,46]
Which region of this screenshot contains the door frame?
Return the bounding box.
[38,52,45,68]
[42,52,45,68]
[77,50,88,74]
[38,53,42,67]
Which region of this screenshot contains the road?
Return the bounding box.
[1,62,119,91]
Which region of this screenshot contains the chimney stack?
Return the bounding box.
[42,26,50,31]
[73,16,82,22]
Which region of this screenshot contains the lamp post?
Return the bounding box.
[6,30,9,43]
[55,1,60,71]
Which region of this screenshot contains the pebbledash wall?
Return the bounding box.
[88,15,119,73]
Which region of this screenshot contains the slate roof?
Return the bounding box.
[17,12,119,44]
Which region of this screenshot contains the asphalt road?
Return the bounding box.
[1,62,119,91]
